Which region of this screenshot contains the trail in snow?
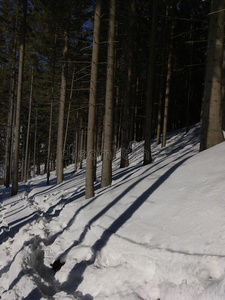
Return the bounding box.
[1,125,225,300]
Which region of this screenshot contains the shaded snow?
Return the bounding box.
[1,124,225,299]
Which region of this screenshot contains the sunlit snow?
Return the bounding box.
[1,124,225,300]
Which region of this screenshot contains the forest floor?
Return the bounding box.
[1,124,225,300]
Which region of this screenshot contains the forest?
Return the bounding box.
[0,0,224,198]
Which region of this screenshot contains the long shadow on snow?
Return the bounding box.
[6,156,189,295]
[0,211,40,244]
[23,288,42,300]
[59,157,190,293]
[43,180,101,220]
[2,154,192,296]
[29,170,84,199]
[107,147,196,198]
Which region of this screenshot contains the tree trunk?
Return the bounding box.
[47,97,53,185]
[11,0,27,195]
[156,35,167,145]
[221,40,225,130]
[56,1,70,184]
[4,57,16,187]
[24,66,34,183]
[33,106,37,177]
[120,0,136,168]
[113,85,119,159]
[200,0,225,150]
[79,116,84,169]
[143,0,158,165]
[161,22,174,148]
[101,0,116,188]
[47,33,57,185]
[85,0,101,199]
[63,67,75,160]
[74,129,79,173]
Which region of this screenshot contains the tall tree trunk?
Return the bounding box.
[63,67,75,159]
[156,28,167,145]
[185,12,194,133]
[11,0,27,195]
[24,66,34,183]
[4,56,16,188]
[56,2,70,184]
[47,97,53,185]
[113,85,119,159]
[47,32,57,185]
[143,0,158,165]
[85,0,101,199]
[33,106,37,177]
[120,0,136,168]
[74,129,79,173]
[222,47,225,131]
[4,0,18,188]
[79,115,84,169]
[200,0,225,150]
[161,22,174,148]
[101,0,116,188]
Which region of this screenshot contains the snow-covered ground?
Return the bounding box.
[1,124,225,300]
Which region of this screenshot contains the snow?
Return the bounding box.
[1,124,225,299]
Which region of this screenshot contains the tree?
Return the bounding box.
[200,0,225,151]
[11,0,27,196]
[143,0,158,165]
[85,0,102,199]
[23,66,34,182]
[161,21,174,148]
[120,0,136,168]
[101,0,116,187]
[56,0,70,184]
[4,34,17,188]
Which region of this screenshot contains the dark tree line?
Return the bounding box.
[0,0,224,198]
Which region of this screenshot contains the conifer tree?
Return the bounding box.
[85,0,102,199]
[101,0,116,187]
[11,0,27,195]
[200,0,225,150]
[56,0,70,184]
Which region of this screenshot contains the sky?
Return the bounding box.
[1,124,225,300]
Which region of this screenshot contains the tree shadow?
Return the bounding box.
[58,157,190,293]
[0,211,40,243]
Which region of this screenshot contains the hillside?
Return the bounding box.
[1,125,225,300]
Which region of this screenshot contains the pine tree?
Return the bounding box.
[143,0,158,165]
[56,0,70,184]
[85,0,102,199]
[200,0,225,150]
[11,0,27,195]
[101,0,116,187]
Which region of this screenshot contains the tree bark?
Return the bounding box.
[63,67,75,159]
[120,0,136,168]
[11,0,27,195]
[221,39,225,130]
[79,115,84,169]
[162,22,174,148]
[47,33,57,185]
[143,0,158,165]
[33,106,37,177]
[101,0,116,188]
[56,1,70,184]
[47,97,53,185]
[200,0,225,150]
[4,55,16,187]
[24,66,34,183]
[85,0,101,199]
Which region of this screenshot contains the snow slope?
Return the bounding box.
[1,125,225,300]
